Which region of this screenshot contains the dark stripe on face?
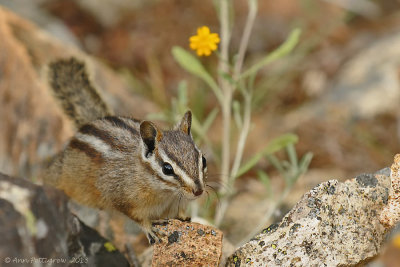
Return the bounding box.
[69,138,104,162]
[155,154,183,185]
[141,158,178,189]
[104,116,139,136]
[194,177,202,188]
[163,150,186,175]
[163,146,200,180]
[79,124,128,151]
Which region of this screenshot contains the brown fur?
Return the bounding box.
[48,58,113,128]
[44,57,206,241]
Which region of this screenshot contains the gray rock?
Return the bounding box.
[322,30,400,119]
[226,173,391,266]
[0,173,129,267]
[284,30,400,130]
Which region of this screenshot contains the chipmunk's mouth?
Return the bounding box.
[181,189,204,200]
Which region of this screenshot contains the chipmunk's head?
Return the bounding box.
[139,111,206,199]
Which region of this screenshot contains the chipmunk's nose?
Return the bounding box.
[193,188,203,196]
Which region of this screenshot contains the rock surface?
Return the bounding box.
[226,159,398,266]
[0,5,156,179]
[380,154,400,228]
[0,172,129,267]
[151,219,223,267]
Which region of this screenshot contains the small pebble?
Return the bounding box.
[197,229,205,236]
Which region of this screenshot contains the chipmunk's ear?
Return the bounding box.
[175,110,192,135]
[140,121,162,157]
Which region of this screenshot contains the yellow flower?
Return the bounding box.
[189,26,220,57]
[393,233,400,249]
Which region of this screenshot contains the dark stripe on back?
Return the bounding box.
[79,124,128,151]
[104,116,139,136]
[69,138,104,162]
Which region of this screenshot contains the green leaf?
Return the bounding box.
[233,101,242,129]
[267,154,285,174]
[218,70,236,85]
[172,46,205,77]
[263,133,298,155]
[257,170,270,189]
[286,143,298,167]
[281,160,291,170]
[177,81,188,107]
[241,28,301,79]
[202,108,219,133]
[235,152,263,179]
[192,108,218,138]
[172,46,224,103]
[299,152,313,172]
[235,133,298,178]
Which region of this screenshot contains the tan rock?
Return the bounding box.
[380,154,400,227]
[0,6,157,179]
[151,219,223,267]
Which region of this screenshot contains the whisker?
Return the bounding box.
[205,184,221,205]
[204,190,214,211]
[207,173,231,179]
[176,192,183,217]
[207,181,229,191]
[200,189,216,214]
[206,184,218,193]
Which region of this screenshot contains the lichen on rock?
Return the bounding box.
[226,165,394,266]
[380,154,400,228]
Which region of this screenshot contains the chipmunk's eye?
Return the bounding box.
[202,156,207,169]
[162,162,175,176]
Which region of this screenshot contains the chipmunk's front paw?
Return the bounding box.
[152,219,170,227]
[177,216,191,222]
[146,231,160,245]
[146,219,170,245]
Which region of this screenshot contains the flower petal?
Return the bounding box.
[190,43,198,49]
[199,26,210,36]
[189,26,219,56]
[190,36,199,42]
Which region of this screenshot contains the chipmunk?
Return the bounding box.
[43,58,207,243]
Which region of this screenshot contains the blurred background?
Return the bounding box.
[1,0,400,265]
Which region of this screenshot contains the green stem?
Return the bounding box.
[214,0,232,227]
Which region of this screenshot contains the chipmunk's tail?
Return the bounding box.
[47,57,113,128]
